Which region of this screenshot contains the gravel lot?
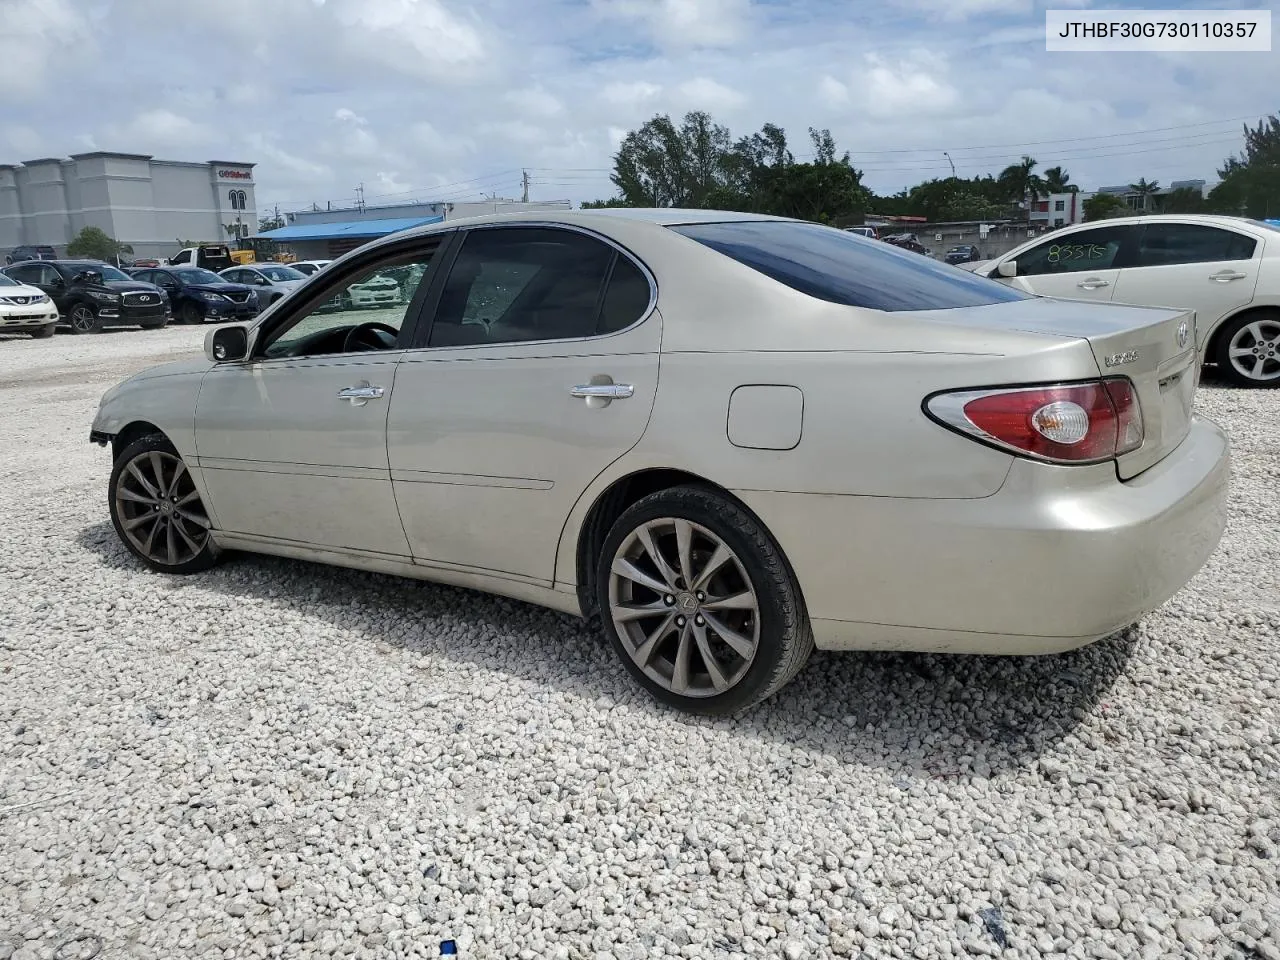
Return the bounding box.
[1,326,1277,960]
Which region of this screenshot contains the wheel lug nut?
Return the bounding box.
[664,595,674,606]
[695,615,704,626]
[696,591,705,601]
[676,616,686,626]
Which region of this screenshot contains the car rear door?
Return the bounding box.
[386,224,660,585]
[1110,221,1261,350]
[993,223,1140,304]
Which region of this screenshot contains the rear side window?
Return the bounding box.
[598,254,652,333]
[1134,223,1257,267]
[669,220,1029,312]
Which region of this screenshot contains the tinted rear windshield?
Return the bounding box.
[670,220,1031,312]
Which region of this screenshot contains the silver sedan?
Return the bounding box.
[91,210,1229,714]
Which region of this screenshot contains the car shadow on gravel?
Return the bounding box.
[76,521,1138,776]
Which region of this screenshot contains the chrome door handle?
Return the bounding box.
[571,383,634,400]
[337,384,385,407]
[1077,279,1110,290]
[1210,271,1247,282]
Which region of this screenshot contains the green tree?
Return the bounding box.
[66,226,132,262]
[1208,114,1280,218]
[259,214,285,231]
[1156,187,1207,214]
[1042,166,1074,193]
[610,111,733,207]
[1083,193,1128,221]
[1127,178,1161,211]
[998,155,1046,216]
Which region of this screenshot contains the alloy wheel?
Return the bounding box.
[607,517,760,698]
[70,304,97,333]
[114,450,212,567]
[1227,318,1280,383]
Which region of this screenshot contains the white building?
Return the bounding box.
[0,152,257,261]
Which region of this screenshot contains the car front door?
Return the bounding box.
[1110,221,1261,350]
[387,225,660,584]
[992,224,1140,303]
[193,237,446,555]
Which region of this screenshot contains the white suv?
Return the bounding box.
[0,272,58,338]
[980,215,1280,386]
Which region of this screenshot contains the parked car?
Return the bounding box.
[977,214,1280,387]
[164,244,234,272]
[219,263,308,307]
[945,245,982,265]
[0,271,59,338]
[131,258,161,269]
[92,209,1228,715]
[128,266,259,325]
[291,260,334,277]
[844,226,879,240]
[0,260,168,333]
[348,271,405,308]
[5,245,58,265]
[882,233,928,255]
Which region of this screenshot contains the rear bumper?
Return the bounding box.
[736,416,1230,654]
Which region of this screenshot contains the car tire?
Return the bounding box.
[595,485,813,715]
[1214,311,1280,388]
[67,303,102,334]
[109,433,221,575]
[31,322,56,339]
[179,303,202,325]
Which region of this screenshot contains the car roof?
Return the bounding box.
[1054,213,1265,229]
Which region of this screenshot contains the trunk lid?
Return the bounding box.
[923,296,1199,479]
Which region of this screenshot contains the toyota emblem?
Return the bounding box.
[1176,320,1190,349]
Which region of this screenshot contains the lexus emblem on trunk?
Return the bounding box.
[1177,320,1190,349]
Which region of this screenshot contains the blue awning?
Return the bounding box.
[256,215,444,241]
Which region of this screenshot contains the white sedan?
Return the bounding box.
[977,214,1280,386]
[219,263,309,308]
[0,272,58,337]
[90,210,1229,713]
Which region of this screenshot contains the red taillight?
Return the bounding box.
[926,379,1143,464]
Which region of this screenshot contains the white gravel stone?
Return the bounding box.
[1,329,1278,959]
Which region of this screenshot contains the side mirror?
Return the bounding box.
[206,324,250,363]
[997,260,1017,278]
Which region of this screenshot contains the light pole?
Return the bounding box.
[943,152,956,177]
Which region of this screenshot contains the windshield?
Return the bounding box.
[96,265,131,282]
[671,220,1030,312]
[177,268,225,285]
[0,273,17,287]
[260,265,306,281]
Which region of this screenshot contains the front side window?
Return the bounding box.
[672,220,1029,311]
[7,264,42,284]
[171,250,191,265]
[1012,224,1138,276]
[261,245,439,359]
[1134,223,1258,267]
[428,227,619,347]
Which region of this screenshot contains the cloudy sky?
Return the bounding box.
[3,0,1276,216]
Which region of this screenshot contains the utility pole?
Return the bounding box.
[943,152,956,177]
[521,169,530,203]
[355,182,365,213]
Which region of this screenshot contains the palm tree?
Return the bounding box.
[1128,178,1161,211]
[1042,166,1073,193]
[999,155,1047,219]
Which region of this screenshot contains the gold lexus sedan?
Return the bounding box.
[91,210,1230,714]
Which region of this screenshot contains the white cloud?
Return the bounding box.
[331,0,487,78]
[677,77,747,113]
[856,53,959,118]
[1,126,45,157]
[593,0,751,48]
[505,87,565,119]
[600,81,663,108]
[103,110,215,150]
[334,108,368,125]
[0,0,92,95]
[817,75,850,108]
